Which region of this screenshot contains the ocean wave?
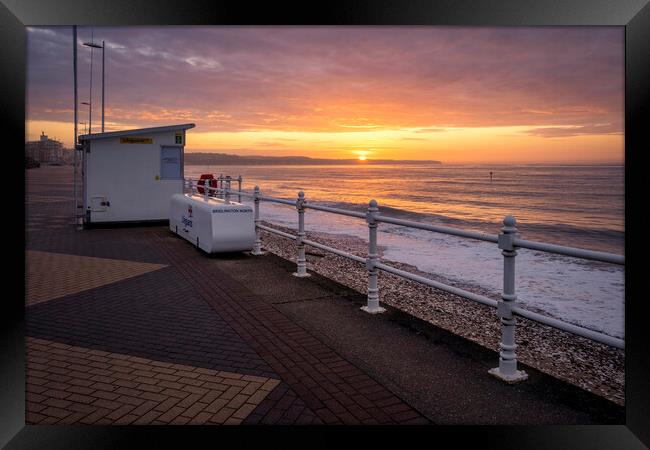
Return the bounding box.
[307,200,623,251]
[244,197,624,338]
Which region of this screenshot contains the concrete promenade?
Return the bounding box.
[24,166,624,425]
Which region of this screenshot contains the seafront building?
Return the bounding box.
[25,131,65,163]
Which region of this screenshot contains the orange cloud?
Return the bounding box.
[26,26,624,163]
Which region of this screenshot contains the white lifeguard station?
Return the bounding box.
[78,123,195,225]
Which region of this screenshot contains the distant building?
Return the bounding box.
[25,131,64,163]
[60,147,75,164]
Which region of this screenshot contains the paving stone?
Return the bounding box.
[25,338,280,425]
[26,250,167,306]
[24,169,426,426]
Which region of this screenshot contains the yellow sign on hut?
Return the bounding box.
[120,137,153,144]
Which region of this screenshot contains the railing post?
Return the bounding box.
[237,175,242,203]
[489,215,528,383]
[203,178,209,202]
[251,186,264,255]
[293,191,310,278]
[225,176,231,204]
[219,174,224,199]
[362,199,386,314]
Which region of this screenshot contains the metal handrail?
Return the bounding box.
[185,179,624,265]
[375,214,499,243]
[306,203,367,219]
[257,224,296,240]
[189,181,624,266]
[511,305,624,348]
[512,238,624,265]
[302,237,367,263]
[258,195,296,206]
[375,262,499,309]
[182,178,625,373]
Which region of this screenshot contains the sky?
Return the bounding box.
[25,26,624,164]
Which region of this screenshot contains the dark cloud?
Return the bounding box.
[523,122,622,138]
[415,127,447,133]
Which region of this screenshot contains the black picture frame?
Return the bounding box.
[3,0,648,448]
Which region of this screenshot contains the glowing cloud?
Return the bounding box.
[25,26,624,163]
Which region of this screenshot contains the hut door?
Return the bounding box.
[161,146,182,179]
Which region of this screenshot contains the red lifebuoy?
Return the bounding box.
[198,173,217,195]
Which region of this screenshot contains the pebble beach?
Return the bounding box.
[259,222,625,406]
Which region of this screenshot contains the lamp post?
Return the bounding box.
[83,38,104,134]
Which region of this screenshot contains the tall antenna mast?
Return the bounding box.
[73,25,78,224]
[88,27,94,134]
[73,26,78,146]
[102,40,105,132]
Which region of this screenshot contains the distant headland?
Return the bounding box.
[185,153,442,166]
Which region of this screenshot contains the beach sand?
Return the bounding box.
[259,222,625,406]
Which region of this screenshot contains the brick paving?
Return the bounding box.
[27,265,277,378]
[26,250,167,306]
[150,229,427,425]
[25,166,428,425]
[26,337,280,425]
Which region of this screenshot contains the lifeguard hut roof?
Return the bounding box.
[79,123,195,141]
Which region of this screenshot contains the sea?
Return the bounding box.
[186,164,625,339]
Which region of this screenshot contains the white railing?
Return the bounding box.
[183,178,625,383]
[187,174,244,203]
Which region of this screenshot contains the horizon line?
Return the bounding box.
[184,152,623,166]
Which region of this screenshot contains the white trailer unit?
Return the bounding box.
[169,194,255,253]
[78,123,195,224]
